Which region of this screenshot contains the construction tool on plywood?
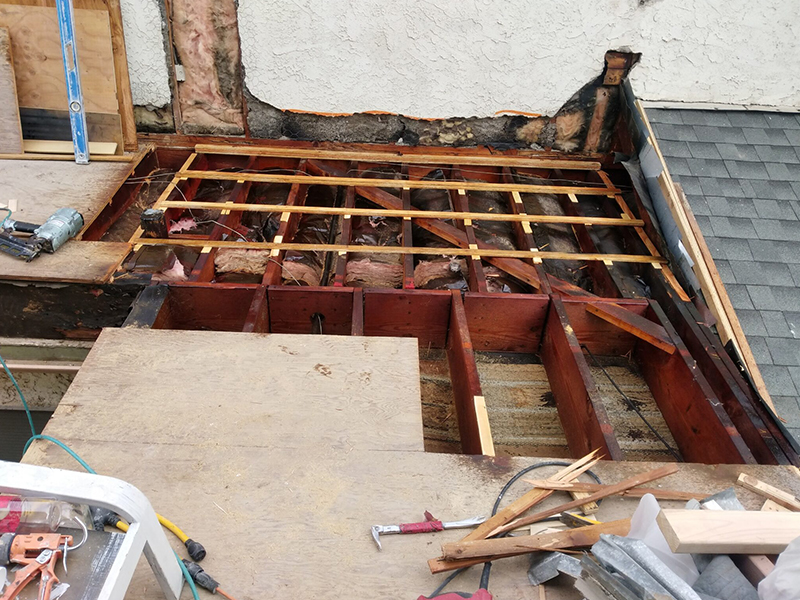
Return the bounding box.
[372,514,485,550]
[0,208,83,261]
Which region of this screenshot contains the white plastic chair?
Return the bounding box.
[0,460,183,600]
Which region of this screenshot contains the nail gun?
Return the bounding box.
[0,208,84,261]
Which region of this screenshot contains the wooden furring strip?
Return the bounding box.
[130,238,668,265]
[177,170,619,196]
[194,143,603,170]
[158,200,645,227]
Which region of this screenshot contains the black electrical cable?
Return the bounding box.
[581,344,682,462]
[427,460,603,597]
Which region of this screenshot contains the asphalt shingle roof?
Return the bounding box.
[649,108,800,438]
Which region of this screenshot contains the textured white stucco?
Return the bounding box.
[237,0,800,117]
[120,0,800,115]
[119,0,171,107]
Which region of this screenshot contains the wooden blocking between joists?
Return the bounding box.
[123,285,170,329]
[243,285,269,333]
[351,288,364,336]
[445,290,495,456]
[586,302,676,354]
[541,295,624,460]
[636,300,756,464]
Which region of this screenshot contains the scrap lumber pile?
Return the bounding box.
[408,452,800,599]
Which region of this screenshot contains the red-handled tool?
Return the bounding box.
[371,514,484,550]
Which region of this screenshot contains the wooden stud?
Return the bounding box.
[106,0,137,151]
[657,509,800,554]
[643,265,791,465]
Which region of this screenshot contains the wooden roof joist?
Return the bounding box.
[194,143,603,171]
[132,238,668,265]
[176,170,619,196]
[158,200,645,227]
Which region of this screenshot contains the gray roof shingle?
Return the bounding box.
[654,108,800,414]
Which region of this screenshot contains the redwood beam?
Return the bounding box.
[351,288,364,335]
[449,168,488,293]
[242,285,269,333]
[586,302,676,354]
[446,290,494,456]
[262,163,310,285]
[549,167,623,298]
[636,300,756,464]
[400,165,415,288]
[541,295,624,460]
[334,177,357,286]
[645,271,794,465]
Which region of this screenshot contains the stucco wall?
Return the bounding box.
[121,0,800,115]
[119,0,171,107]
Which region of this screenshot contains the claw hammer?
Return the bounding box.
[371,515,485,550]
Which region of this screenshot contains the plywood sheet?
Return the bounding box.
[44,328,426,452]
[22,441,800,600]
[21,328,800,599]
[0,158,130,224]
[0,26,22,153]
[0,240,127,283]
[0,5,118,114]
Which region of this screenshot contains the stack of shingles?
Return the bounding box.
[649,108,800,441]
[427,450,800,599]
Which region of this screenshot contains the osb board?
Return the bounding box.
[0,240,127,283]
[22,442,800,600]
[0,158,130,224]
[0,27,22,153]
[43,328,426,452]
[0,4,118,114]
